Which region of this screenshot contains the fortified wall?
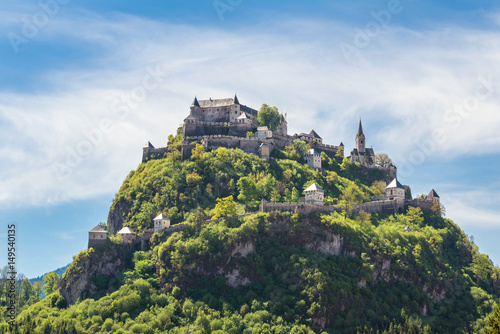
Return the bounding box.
[260,198,438,216]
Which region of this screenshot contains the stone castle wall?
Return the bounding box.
[143,147,170,163]
[313,143,340,159]
[183,120,257,139]
[191,106,233,122]
[183,121,230,138]
[260,198,437,216]
[88,238,107,249]
[260,200,339,215]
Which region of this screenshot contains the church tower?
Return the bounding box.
[356,119,366,153]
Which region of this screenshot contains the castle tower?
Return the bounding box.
[304,183,324,206]
[304,148,321,169]
[385,178,405,200]
[142,141,155,163]
[426,189,440,203]
[356,119,366,153]
[117,227,137,243]
[88,225,107,248]
[277,113,288,136]
[153,213,170,233]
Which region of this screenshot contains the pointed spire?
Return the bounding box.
[233,94,240,105]
[192,96,200,107]
[357,119,364,136]
[144,141,154,148]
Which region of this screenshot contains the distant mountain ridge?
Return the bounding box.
[29,263,70,284]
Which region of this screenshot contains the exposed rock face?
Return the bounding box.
[107,201,129,235]
[59,244,127,305]
[225,268,251,288]
[305,234,344,256]
[231,242,255,258]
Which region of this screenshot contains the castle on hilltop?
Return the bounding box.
[142,95,396,179]
[89,95,442,249]
[142,95,343,163]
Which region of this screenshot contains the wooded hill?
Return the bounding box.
[1,139,500,334]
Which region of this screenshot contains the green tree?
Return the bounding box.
[293,139,309,156]
[191,143,206,162]
[257,104,281,131]
[246,131,254,138]
[406,206,424,228]
[212,196,237,219]
[370,180,386,195]
[20,278,34,306]
[33,281,43,299]
[338,184,364,219]
[487,303,500,334]
[43,272,60,295]
[237,177,260,210]
[374,153,392,167]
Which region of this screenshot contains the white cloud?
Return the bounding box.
[442,190,500,229]
[2,11,500,208]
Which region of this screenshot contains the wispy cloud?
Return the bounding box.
[442,189,500,228]
[1,10,500,209]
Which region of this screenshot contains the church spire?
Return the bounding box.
[356,119,366,153]
[192,96,200,107]
[357,119,364,136]
[233,94,240,105]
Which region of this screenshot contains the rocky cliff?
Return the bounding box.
[59,243,128,305]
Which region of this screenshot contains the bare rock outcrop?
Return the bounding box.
[59,243,127,305]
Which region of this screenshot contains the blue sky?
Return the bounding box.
[1,0,500,277]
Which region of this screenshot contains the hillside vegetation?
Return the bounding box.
[1,144,500,334]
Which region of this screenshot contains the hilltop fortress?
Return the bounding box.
[143,95,397,176]
[142,95,345,164]
[91,95,442,247]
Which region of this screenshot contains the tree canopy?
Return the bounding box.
[257,104,281,131]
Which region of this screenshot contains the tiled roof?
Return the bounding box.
[89,225,106,233]
[305,183,323,192]
[154,213,169,220]
[306,148,321,155]
[192,97,200,107]
[309,130,322,139]
[386,178,404,189]
[117,227,136,235]
[237,113,251,120]
[427,189,440,198]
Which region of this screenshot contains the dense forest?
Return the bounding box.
[1,135,500,333]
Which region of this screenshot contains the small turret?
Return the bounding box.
[191,96,200,107]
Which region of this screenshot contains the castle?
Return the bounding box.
[89,95,441,248]
[142,95,342,163]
